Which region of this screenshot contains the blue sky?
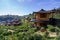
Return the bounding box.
[0,0,60,16]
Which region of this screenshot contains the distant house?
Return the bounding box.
[5,19,21,26]
[0,15,21,26]
[24,17,31,23]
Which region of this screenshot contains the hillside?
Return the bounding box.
[0,8,60,40]
[0,15,21,22]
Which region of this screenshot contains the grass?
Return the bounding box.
[0,13,60,40]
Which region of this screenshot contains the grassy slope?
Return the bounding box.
[0,13,60,40]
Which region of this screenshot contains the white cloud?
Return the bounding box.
[0,11,26,16]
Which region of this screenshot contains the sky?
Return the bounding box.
[0,0,60,16]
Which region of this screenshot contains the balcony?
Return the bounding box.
[32,19,49,23]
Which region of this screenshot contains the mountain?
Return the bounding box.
[0,15,21,22]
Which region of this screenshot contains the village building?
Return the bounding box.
[33,9,56,28]
[24,16,31,23]
[5,19,21,26]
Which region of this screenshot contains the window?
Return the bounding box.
[40,13,47,18]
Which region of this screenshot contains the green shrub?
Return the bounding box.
[3,31,12,36]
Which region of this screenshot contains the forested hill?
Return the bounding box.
[0,15,21,21]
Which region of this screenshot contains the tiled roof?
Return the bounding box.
[33,9,56,14]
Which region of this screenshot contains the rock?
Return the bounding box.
[48,32,57,37]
